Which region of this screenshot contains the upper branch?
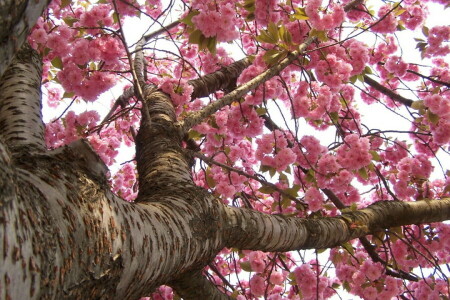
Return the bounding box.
[188,58,252,99]
[0,43,46,153]
[224,198,450,251]
[179,37,315,134]
[363,75,414,107]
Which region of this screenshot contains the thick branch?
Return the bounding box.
[135,90,192,199]
[0,43,46,153]
[225,198,450,251]
[0,0,50,78]
[179,37,316,134]
[188,58,252,99]
[170,271,233,300]
[363,75,414,107]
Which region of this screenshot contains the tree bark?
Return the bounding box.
[0,0,50,78]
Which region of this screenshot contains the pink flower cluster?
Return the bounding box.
[333,249,403,299]
[159,78,194,108]
[45,111,100,148]
[423,94,450,145]
[336,134,372,171]
[305,0,345,31]
[256,130,296,172]
[426,26,450,57]
[371,5,398,34]
[254,0,279,26]
[390,155,433,199]
[191,2,239,42]
[400,4,426,30]
[315,54,352,89]
[291,263,335,299]
[111,162,137,201]
[292,82,341,121]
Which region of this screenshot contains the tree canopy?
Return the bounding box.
[0,0,449,299]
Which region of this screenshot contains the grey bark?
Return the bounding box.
[0,0,50,78]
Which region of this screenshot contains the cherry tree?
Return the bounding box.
[1,0,449,299]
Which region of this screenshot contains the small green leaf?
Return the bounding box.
[188,130,202,140]
[51,57,63,69]
[188,29,203,44]
[267,22,279,42]
[427,110,440,125]
[364,66,373,75]
[341,241,354,255]
[259,186,275,194]
[62,92,74,99]
[358,167,369,180]
[369,150,381,161]
[61,0,72,8]
[422,25,429,37]
[180,10,200,27]
[63,17,78,26]
[239,261,252,272]
[292,7,309,20]
[411,100,425,110]
[256,107,267,116]
[112,12,119,24]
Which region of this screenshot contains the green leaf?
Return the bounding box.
[239,261,252,272]
[305,169,316,183]
[279,25,292,45]
[256,107,267,116]
[188,29,203,44]
[422,25,429,37]
[61,0,72,8]
[256,30,278,44]
[188,130,202,140]
[369,150,381,161]
[310,28,328,42]
[62,92,74,99]
[411,100,425,110]
[329,111,339,123]
[112,12,119,24]
[51,57,63,69]
[267,22,279,42]
[363,66,373,75]
[292,7,309,20]
[206,36,217,54]
[427,110,440,125]
[341,241,354,255]
[262,49,287,66]
[180,10,200,27]
[205,169,216,188]
[259,186,275,194]
[63,17,78,26]
[358,167,369,180]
